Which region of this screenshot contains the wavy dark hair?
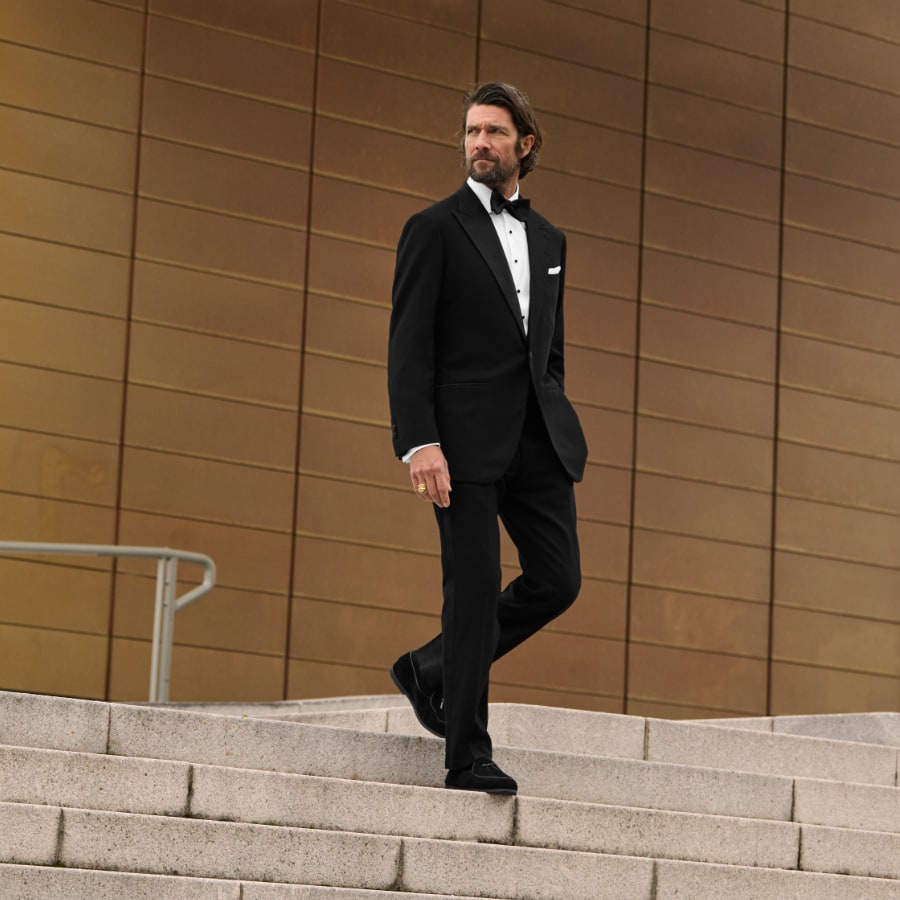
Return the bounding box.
[460,82,542,179]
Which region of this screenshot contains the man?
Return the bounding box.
[387,82,587,795]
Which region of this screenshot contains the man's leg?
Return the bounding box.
[494,405,581,660]
[494,491,580,660]
[428,480,502,770]
[412,431,579,709]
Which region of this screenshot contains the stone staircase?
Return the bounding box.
[1,690,898,899]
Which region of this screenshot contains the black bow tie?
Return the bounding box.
[490,190,530,222]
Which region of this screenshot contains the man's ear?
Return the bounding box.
[518,133,535,159]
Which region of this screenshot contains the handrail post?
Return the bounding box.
[149,556,168,703]
[159,556,178,704]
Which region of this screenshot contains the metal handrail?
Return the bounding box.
[0,541,216,703]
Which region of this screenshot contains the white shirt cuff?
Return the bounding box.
[402,442,440,463]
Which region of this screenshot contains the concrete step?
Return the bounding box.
[3,740,898,843]
[654,860,900,899]
[0,691,108,754]
[4,796,900,896]
[689,712,900,747]
[236,698,900,787]
[162,695,900,752]
[164,695,900,751]
[0,865,504,899]
[2,689,899,899]
[0,746,800,869]
[4,691,896,789]
[271,703,647,760]
[0,864,244,900]
[645,717,898,784]
[0,738,796,829]
[3,736,900,880]
[4,691,898,827]
[163,695,410,717]
[794,775,900,833]
[112,701,900,789]
[0,744,190,818]
[3,860,899,900]
[1,802,655,900]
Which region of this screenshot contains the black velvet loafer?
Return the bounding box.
[445,758,517,795]
[390,651,445,738]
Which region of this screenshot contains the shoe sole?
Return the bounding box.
[445,783,517,796]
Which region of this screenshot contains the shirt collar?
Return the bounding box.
[466,177,520,214]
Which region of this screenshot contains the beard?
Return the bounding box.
[466,153,520,187]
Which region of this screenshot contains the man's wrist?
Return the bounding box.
[402,442,440,463]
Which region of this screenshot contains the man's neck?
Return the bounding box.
[494,180,519,200]
[466,177,519,204]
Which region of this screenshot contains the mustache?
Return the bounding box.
[470,152,498,163]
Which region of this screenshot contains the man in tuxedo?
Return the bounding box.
[387,82,587,795]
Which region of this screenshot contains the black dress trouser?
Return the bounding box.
[411,388,581,769]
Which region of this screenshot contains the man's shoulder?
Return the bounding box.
[412,185,469,221]
[397,186,472,245]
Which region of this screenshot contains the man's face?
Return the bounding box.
[464,104,534,193]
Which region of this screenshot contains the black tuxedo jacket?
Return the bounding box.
[388,182,587,484]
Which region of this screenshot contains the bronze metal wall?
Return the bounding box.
[1,0,897,717]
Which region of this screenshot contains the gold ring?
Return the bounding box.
[416,483,427,493]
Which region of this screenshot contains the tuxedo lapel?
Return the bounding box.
[452,186,527,341]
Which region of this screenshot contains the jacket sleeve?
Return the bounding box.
[387,212,443,458]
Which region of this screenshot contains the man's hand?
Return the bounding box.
[409,445,451,508]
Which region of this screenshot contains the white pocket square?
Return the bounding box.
[547,265,561,275]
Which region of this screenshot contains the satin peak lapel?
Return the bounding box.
[452,190,527,341]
